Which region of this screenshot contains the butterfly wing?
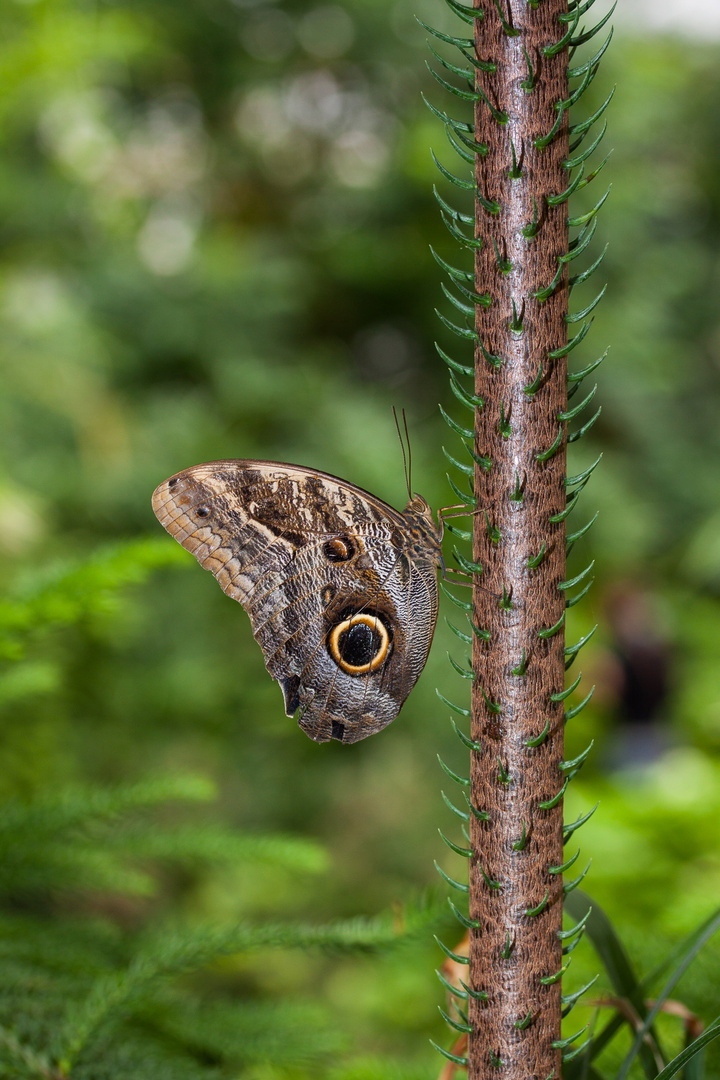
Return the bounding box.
[152,460,440,742]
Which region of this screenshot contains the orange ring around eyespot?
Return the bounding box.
[328,614,391,675]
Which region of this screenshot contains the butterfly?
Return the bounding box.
[152,459,445,743]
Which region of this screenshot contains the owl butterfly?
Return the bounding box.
[152,459,446,743]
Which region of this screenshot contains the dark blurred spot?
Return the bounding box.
[604,583,674,769]
[126,351,209,391]
[352,323,419,385]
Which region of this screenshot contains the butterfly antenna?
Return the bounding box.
[393,406,412,502]
[402,408,413,498]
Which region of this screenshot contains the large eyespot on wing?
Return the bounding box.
[237,533,406,743]
[284,541,439,744]
[327,614,392,675]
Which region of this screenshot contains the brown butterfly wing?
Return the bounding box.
[152,460,440,742]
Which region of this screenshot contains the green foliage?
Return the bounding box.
[0,539,183,662]
[0,768,444,1079]
[563,892,720,1080]
[0,771,332,898]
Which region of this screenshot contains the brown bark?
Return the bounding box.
[468,2,569,1079]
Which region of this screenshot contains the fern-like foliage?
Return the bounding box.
[0,771,444,1079]
[0,538,184,663]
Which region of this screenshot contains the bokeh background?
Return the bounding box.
[2,0,720,1075]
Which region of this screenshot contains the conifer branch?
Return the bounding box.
[429,0,612,1074]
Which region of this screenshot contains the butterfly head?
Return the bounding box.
[404,492,431,516]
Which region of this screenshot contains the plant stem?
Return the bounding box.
[469,2,568,1077]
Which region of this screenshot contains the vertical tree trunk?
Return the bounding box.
[468,2,568,1077]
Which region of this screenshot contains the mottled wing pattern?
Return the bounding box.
[152,460,441,742]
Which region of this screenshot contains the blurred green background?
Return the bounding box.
[2,0,720,1076]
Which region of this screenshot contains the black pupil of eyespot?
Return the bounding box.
[339,623,381,667]
[324,538,354,562]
